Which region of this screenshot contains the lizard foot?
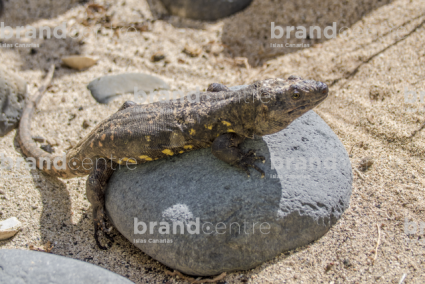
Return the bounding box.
[212,133,266,178]
[86,158,116,250]
[93,206,114,250]
[238,150,266,178]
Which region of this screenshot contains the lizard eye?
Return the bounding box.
[260,92,271,103]
[292,91,301,100]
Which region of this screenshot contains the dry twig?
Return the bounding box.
[354,168,365,180]
[373,224,381,262]
[399,273,407,284]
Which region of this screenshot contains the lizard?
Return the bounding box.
[18,65,329,249]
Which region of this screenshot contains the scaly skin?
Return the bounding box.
[19,69,329,249]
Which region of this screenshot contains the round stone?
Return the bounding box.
[159,0,254,21]
[0,249,133,284]
[105,110,353,276]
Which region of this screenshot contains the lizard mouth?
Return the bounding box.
[316,95,328,104]
[288,105,307,115]
[287,94,327,115]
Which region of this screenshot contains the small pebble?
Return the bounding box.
[151,53,166,62]
[82,120,91,129]
[183,44,202,57]
[32,136,45,143]
[0,217,22,240]
[359,156,374,171]
[68,113,77,121]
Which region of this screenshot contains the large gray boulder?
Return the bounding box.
[0,249,134,284]
[105,110,352,276]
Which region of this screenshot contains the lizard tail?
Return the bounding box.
[18,65,80,179]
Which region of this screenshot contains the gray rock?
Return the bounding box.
[0,249,134,284]
[160,0,253,21]
[87,73,170,104]
[105,110,353,276]
[0,67,27,137]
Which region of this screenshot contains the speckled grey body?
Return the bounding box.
[21,77,327,178]
[105,110,353,276]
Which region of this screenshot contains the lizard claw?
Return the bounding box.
[93,207,114,250]
[237,150,266,178]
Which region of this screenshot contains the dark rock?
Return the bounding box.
[0,67,27,137]
[151,53,166,62]
[40,144,54,153]
[87,73,170,104]
[159,0,253,21]
[0,249,134,284]
[105,108,353,276]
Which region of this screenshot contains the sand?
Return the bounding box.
[0,0,424,283]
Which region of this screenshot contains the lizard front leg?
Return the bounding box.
[211,133,265,178]
[86,158,116,250]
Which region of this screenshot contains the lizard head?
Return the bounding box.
[253,75,328,136]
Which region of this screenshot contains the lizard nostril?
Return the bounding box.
[319,83,328,94]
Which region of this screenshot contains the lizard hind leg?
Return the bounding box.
[212,133,266,178]
[86,158,116,250]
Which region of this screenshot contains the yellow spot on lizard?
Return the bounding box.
[189,129,196,135]
[227,129,235,133]
[139,155,153,161]
[221,121,231,126]
[162,149,174,156]
[146,136,151,142]
[122,157,137,164]
[205,124,213,130]
[184,145,193,150]
[179,150,184,154]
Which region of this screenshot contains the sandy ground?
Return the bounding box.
[0,0,425,283]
